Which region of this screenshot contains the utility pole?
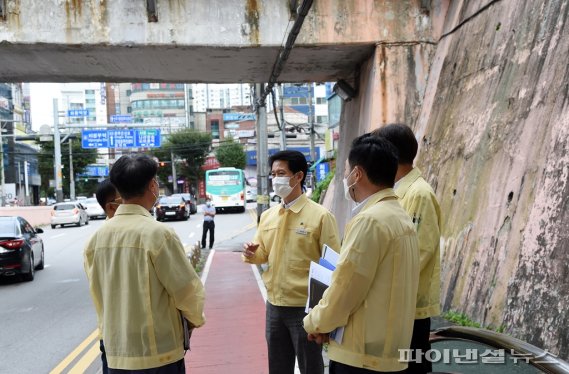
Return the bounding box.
[279,84,286,150]
[69,138,75,201]
[24,160,29,205]
[171,149,177,194]
[308,83,316,164]
[256,83,270,221]
[0,131,3,206]
[52,99,64,202]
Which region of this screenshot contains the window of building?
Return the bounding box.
[291,98,299,105]
[299,97,307,105]
[126,89,132,96]
[211,120,220,139]
[85,90,95,95]
[127,106,132,113]
[317,98,326,105]
[316,115,328,124]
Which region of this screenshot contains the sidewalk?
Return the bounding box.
[186,243,268,373]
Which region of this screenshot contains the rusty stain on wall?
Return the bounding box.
[244,0,260,45]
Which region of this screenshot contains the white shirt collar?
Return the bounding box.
[351,194,373,217]
[282,194,303,209]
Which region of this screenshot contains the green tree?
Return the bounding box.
[37,139,98,198]
[151,129,212,192]
[215,137,246,170]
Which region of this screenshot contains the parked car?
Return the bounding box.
[82,197,106,219]
[171,193,198,214]
[0,216,45,281]
[430,326,569,373]
[155,195,190,221]
[246,186,257,203]
[50,202,89,228]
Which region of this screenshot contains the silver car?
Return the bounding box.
[50,202,89,229]
[82,197,106,219]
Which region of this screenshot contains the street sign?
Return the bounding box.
[136,129,161,147]
[81,129,161,149]
[110,114,133,123]
[67,109,90,117]
[82,129,109,148]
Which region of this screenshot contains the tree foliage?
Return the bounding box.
[150,129,212,192]
[36,139,98,198]
[215,137,246,170]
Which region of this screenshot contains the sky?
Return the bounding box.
[30,83,61,131]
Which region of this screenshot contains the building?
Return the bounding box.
[0,83,41,205]
[192,84,251,112]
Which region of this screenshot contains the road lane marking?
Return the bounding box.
[67,340,101,374]
[200,249,215,285]
[50,234,65,239]
[188,232,195,238]
[49,328,99,374]
[251,264,268,302]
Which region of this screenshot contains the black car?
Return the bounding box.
[0,216,45,282]
[171,193,198,214]
[155,195,190,221]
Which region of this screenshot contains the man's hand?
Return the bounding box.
[307,333,330,345]
[243,242,260,258]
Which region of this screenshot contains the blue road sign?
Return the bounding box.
[67,109,90,117]
[82,130,109,148]
[82,129,161,149]
[110,115,133,123]
[109,129,136,148]
[136,129,161,147]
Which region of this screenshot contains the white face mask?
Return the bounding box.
[206,201,211,207]
[273,176,297,199]
[151,179,160,206]
[343,168,357,202]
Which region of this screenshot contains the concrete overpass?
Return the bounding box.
[0,0,439,83]
[2,0,569,361]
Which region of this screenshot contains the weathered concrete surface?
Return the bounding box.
[0,206,53,227]
[0,0,438,83]
[415,0,569,359]
[327,33,445,233]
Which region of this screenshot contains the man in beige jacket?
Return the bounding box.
[303,135,419,373]
[374,124,442,374]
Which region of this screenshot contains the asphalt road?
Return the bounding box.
[0,204,256,374]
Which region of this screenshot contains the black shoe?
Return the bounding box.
[209,246,213,249]
[201,246,205,249]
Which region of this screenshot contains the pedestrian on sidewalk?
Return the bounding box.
[303,135,420,374]
[84,154,205,374]
[93,178,122,374]
[242,150,341,374]
[201,197,215,249]
[373,124,442,374]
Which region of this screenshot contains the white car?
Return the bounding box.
[50,202,89,228]
[246,186,257,202]
[82,197,106,219]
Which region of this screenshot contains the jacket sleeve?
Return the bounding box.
[153,230,206,327]
[318,211,341,254]
[304,215,382,334]
[409,191,441,272]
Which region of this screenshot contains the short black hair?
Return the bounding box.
[371,124,418,164]
[95,179,117,209]
[269,150,308,188]
[349,134,398,187]
[110,154,158,199]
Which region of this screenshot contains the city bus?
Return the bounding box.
[205,167,246,213]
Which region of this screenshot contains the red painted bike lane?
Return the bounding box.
[186,250,268,373]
